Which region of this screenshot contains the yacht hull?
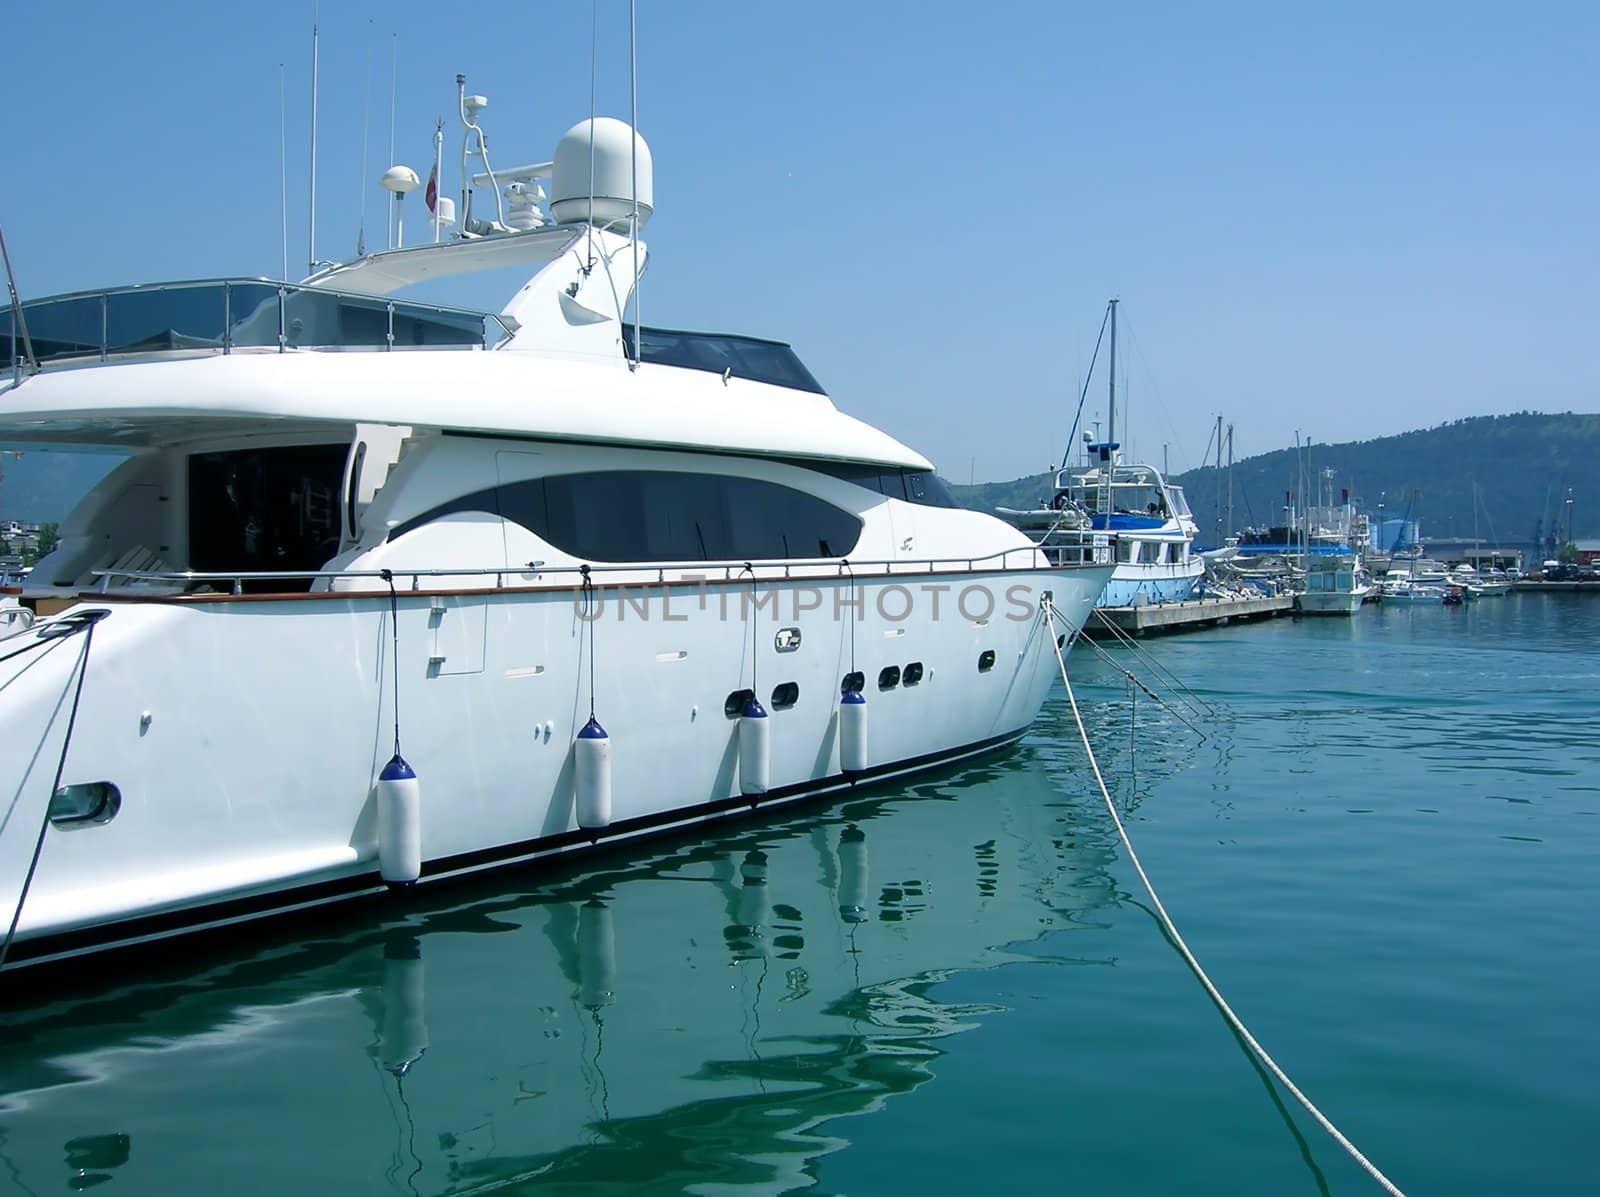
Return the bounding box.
[0,564,1109,969]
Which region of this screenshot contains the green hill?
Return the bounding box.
[951,412,1600,549]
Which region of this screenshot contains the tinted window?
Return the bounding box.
[903,471,958,508]
[812,464,959,508]
[393,470,862,563]
[623,326,826,394]
[189,444,348,588]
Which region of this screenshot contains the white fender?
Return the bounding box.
[376,755,421,887]
[575,717,612,830]
[839,689,868,773]
[739,695,770,796]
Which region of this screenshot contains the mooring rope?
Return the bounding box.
[0,612,105,973]
[1091,607,1215,718]
[1076,630,1208,742]
[1045,601,1407,1197]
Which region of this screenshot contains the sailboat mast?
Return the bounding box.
[1107,298,1119,447]
[1226,423,1234,540]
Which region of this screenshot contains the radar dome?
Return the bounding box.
[550,117,653,230]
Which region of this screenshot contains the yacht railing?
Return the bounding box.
[5,278,511,378]
[84,540,1112,596]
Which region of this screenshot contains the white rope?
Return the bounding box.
[1045,603,1407,1197]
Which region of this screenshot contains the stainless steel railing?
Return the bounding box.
[86,540,1113,596]
[4,278,511,379]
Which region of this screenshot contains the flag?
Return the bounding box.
[424,164,438,214]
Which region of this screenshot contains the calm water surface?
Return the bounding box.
[1,594,1595,1194]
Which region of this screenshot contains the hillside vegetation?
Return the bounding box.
[951,413,1600,547]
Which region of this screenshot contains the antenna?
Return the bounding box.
[278,63,288,281]
[432,119,445,243]
[387,33,398,249]
[586,0,598,267]
[456,74,471,231]
[358,24,373,257]
[628,0,640,369]
[307,1,320,276]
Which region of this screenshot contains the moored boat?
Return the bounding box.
[1295,554,1373,615]
[998,300,1202,607]
[0,88,1112,971]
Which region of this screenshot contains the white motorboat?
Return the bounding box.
[0,94,1112,970]
[1000,300,1203,607]
[1378,578,1455,604]
[1295,555,1373,615]
[1448,564,1512,597]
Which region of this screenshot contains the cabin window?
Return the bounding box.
[1117,539,1137,563]
[393,470,863,562]
[840,671,865,695]
[902,662,924,685]
[977,650,996,672]
[622,326,827,394]
[1140,542,1164,565]
[188,444,347,590]
[878,666,901,690]
[813,464,959,509]
[725,688,756,718]
[771,682,800,709]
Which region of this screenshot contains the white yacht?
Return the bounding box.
[999,300,1203,607]
[0,103,1111,970]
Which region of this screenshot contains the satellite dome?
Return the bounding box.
[550,117,653,230]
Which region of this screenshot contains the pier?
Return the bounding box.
[1084,593,1295,637]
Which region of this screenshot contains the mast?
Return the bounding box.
[1226,423,1234,540]
[1106,298,1119,447]
[1215,414,1223,544]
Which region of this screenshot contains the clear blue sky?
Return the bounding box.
[6,1,1595,482]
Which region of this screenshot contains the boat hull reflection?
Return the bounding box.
[0,725,1136,1195]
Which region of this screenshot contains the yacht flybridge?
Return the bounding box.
[0,97,1112,970]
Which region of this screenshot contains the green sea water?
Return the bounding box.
[1,593,1595,1194]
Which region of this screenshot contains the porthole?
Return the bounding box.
[840,671,865,696]
[978,650,996,673]
[771,682,800,710]
[902,662,924,686]
[724,688,755,718]
[878,666,901,690]
[1057,634,1068,650]
[48,781,121,829]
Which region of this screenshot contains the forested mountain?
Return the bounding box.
[951,413,1599,548]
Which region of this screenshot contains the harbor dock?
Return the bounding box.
[1084,593,1295,637]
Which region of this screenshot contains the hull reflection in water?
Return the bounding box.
[0,724,1147,1195]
